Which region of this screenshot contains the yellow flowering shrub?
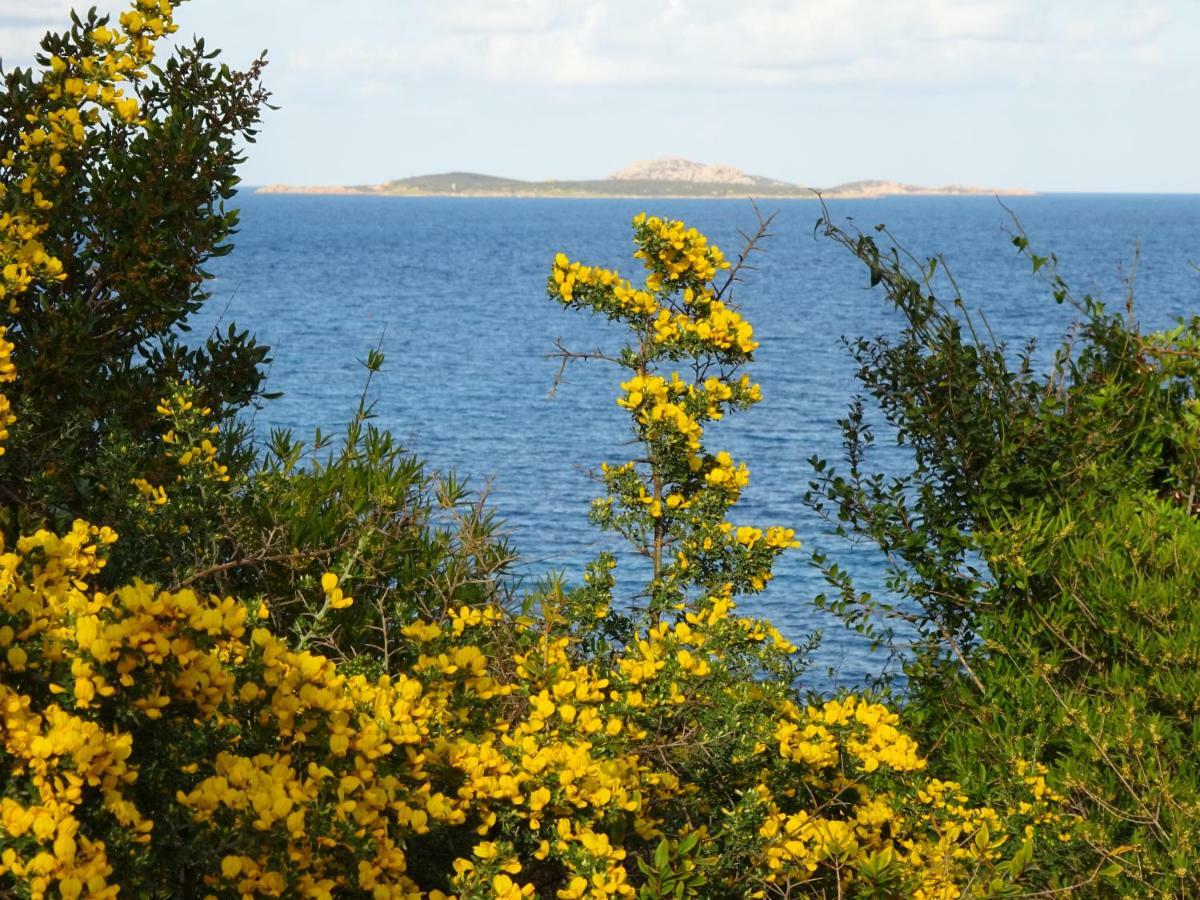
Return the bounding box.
[0,511,1070,897]
[534,215,1075,898]
[0,0,174,319]
[0,2,1078,897]
[0,0,274,599]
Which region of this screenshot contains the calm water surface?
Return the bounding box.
[200,194,1200,688]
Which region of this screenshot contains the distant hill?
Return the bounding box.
[257,157,1032,199]
[606,158,790,187]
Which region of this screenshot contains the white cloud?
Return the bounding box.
[438,0,564,34]
[287,0,1176,91]
[0,0,72,25]
[0,0,126,67]
[0,0,69,62]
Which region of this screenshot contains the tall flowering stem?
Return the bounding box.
[549,213,799,618]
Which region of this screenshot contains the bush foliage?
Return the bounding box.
[808,213,1200,894]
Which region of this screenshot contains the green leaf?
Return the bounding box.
[654,839,670,871]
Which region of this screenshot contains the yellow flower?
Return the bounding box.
[492,874,533,899]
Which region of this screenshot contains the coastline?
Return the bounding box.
[254,185,1037,201]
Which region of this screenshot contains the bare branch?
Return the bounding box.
[169,535,357,591]
[715,199,777,302]
[546,338,625,398]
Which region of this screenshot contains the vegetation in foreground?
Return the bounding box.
[0,1,1195,897]
[806,213,1200,895]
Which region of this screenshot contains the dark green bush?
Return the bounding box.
[810,211,1200,894]
[0,6,515,628]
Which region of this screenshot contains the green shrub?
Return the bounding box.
[0,0,514,635]
[810,211,1200,894]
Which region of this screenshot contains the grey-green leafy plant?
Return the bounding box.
[809,205,1200,895]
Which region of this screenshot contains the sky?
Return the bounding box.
[3,0,1199,192]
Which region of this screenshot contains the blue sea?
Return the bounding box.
[200,193,1200,688]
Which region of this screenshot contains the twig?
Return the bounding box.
[546,338,624,398]
[169,536,356,590]
[715,200,777,301]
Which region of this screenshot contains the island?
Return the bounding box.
[256,157,1033,200]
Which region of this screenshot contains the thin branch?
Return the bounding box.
[546,338,625,398]
[715,199,777,302]
[169,535,357,591]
